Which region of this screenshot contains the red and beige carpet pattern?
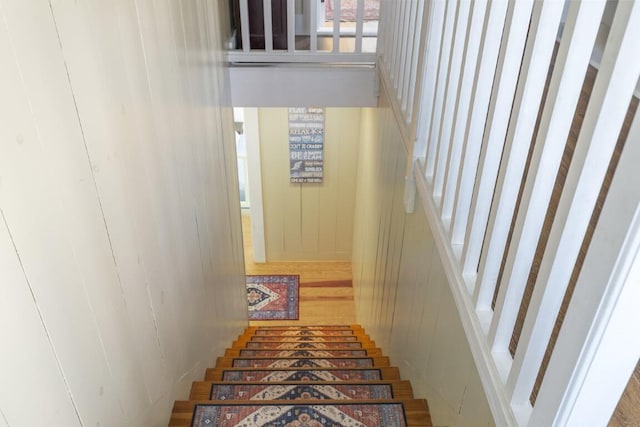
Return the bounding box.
[192,402,407,427]
[221,369,383,382]
[168,324,431,426]
[209,383,394,400]
[246,275,299,320]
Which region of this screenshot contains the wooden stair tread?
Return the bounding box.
[169,324,432,426]
[205,366,402,381]
[170,398,432,427]
[189,380,415,400]
[224,347,384,357]
[215,356,390,368]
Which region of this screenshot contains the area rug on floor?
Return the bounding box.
[192,403,407,427]
[209,383,394,400]
[246,275,299,320]
[326,0,380,22]
[221,369,382,382]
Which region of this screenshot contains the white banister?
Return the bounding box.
[378,0,640,425]
[488,0,606,352]
[287,0,295,52]
[508,0,640,405]
[449,0,508,249]
[474,0,565,310]
[240,0,251,52]
[263,0,274,51]
[333,0,341,52]
[355,0,364,52]
[461,0,534,282]
[531,110,640,426]
[432,0,471,203]
[400,0,419,114]
[425,1,458,181]
[309,0,318,51]
[440,0,487,224]
[413,0,446,162]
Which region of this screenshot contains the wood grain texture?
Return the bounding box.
[243,212,358,326]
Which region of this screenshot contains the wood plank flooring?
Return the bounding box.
[242,211,357,326]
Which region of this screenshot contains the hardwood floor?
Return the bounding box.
[241,211,357,326]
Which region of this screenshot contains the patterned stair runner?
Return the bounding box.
[169,325,432,426]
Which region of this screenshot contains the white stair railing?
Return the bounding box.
[378,0,640,425]
[230,0,378,63]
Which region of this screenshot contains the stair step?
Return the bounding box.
[189,380,416,400]
[249,324,361,331]
[215,356,390,369]
[169,399,432,426]
[224,348,384,357]
[205,366,402,382]
[239,340,376,349]
[168,324,432,426]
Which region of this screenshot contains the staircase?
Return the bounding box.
[169,324,432,426]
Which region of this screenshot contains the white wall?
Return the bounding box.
[0,1,246,426]
[353,102,495,426]
[259,108,361,261]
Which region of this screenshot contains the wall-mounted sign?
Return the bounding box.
[288,107,324,183]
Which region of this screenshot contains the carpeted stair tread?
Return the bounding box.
[189,380,416,400]
[169,398,432,427]
[168,324,432,426]
[215,356,390,368]
[249,324,361,330]
[224,347,384,357]
[205,366,402,381]
[239,340,376,349]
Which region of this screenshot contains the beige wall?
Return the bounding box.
[259,108,361,261]
[0,2,246,426]
[352,100,495,426]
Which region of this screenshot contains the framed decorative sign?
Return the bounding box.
[288,107,324,183]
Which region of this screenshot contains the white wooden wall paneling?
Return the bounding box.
[460,0,534,278]
[440,0,487,224]
[414,0,446,164]
[432,0,471,204]
[474,0,565,311]
[1,2,138,424]
[508,0,640,405]
[488,0,606,353]
[449,0,508,247]
[425,1,458,181]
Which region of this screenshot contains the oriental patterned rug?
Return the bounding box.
[239,349,368,357]
[209,383,394,400]
[245,341,363,349]
[191,402,407,427]
[254,329,355,336]
[246,275,299,320]
[221,369,382,382]
[231,358,374,368]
